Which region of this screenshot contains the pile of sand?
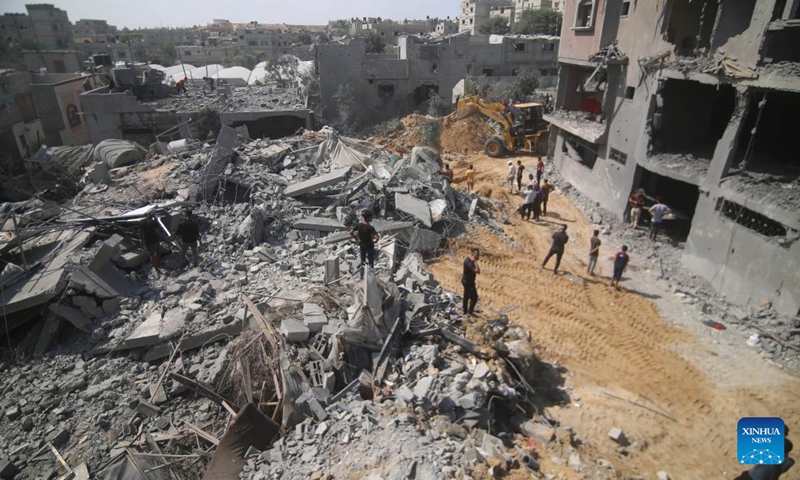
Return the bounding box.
[373,113,497,155]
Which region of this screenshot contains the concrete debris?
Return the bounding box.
[284,168,351,197]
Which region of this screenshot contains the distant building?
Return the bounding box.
[515,0,565,15]
[459,0,516,34]
[235,24,297,58]
[0,69,44,169]
[0,4,73,49]
[23,50,82,73]
[348,17,441,38]
[317,34,558,125]
[435,20,460,36]
[73,19,118,44]
[30,73,90,146]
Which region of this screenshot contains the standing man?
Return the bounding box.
[536,157,545,186]
[611,245,630,289]
[521,185,536,220]
[461,248,481,315]
[541,179,554,216]
[507,161,516,193]
[140,213,170,275]
[176,209,202,268]
[541,225,569,274]
[465,165,476,192]
[515,160,525,193]
[531,185,543,222]
[349,211,380,272]
[648,198,671,242]
[587,229,601,276]
[441,163,454,183]
[628,189,646,228]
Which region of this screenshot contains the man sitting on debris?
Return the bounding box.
[349,211,380,272]
[461,248,480,315]
[441,163,454,183]
[628,189,646,228]
[542,224,569,274]
[176,209,202,268]
[140,213,170,275]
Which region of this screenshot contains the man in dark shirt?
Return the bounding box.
[461,248,480,315]
[515,160,525,193]
[611,245,629,288]
[349,211,380,272]
[176,209,202,268]
[541,224,569,274]
[531,186,543,222]
[587,229,601,275]
[140,213,169,274]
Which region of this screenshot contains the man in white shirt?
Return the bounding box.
[648,198,671,242]
[507,161,516,193]
[520,185,537,220]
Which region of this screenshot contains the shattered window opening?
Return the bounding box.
[575,0,595,28]
[621,0,631,17]
[514,43,526,52]
[562,132,598,169]
[378,83,395,98]
[625,86,635,99]
[716,199,787,237]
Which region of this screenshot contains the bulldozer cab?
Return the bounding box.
[513,103,545,135]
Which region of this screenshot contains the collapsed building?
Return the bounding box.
[316,33,559,126]
[545,0,800,316]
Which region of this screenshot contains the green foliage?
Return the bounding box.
[364,31,386,54]
[513,8,563,36]
[374,118,403,136]
[478,16,511,35]
[296,32,312,45]
[516,68,540,96]
[465,78,491,98]
[20,39,46,52]
[466,68,541,104]
[421,119,441,149]
[158,44,176,65]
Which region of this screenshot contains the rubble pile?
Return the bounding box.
[0,126,550,479]
[142,84,306,113]
[371,114,495,155]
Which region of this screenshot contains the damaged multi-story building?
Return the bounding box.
[546,0,800,315]
[317,33,559,125]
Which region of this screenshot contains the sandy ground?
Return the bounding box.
[429,153,800,479]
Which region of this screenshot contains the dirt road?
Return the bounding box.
[430,153,800,478]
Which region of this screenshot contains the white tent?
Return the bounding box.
[185,64,225,84]
[147,64,166,71]
[215,66,252,87]
[163,64,196,83]
[253,61,268,69]
[248,66,268,86]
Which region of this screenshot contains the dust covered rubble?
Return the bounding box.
[0,126,523,478]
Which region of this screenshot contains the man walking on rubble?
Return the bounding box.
[176,209,202,268]
[611,245,630,289]
[140,213,170,275]
[461,248,481,315]
[349,211,380,273]
[541,224,569,274]
[515,160,525,193]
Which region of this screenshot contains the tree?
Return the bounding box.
[296,32,312,45]
[364,31,386,54]
[478,16,510,35]
[158,44,176,65]
[20,39,46,51]
[513,8,563,36]
[516,68,540,96]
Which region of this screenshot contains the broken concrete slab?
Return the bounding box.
[69,265,141,299]
[324,220,413,243]
[34,315,62,358]
[302,303,328,333]
[608,427,628,446]
[293,217,346,232]
[49,304,94,333]
[200,125,240,199]
[159,307,192,340]
[395,193,432,227]
[324,256,339,284]
[119,311,162,350]
[281,318,310,342]
[284,168,350,197]
[403,227,442,253]
[142,319,245,362]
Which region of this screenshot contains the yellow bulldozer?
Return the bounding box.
[445,95,549,157]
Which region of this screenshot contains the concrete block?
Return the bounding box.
[302,303,328,333]
[35,315,62,358]
[323,372,336,392]
[49,428,69,446]
[284,168,350,197]
[281,318,309,342]
[480,433,508,460]
[120,311,162,349]
[395,193,432,227]
[102,298,121,316]
[519,421,555,443]
[88,243,116,271]
[607,427,628,445]
[159,307,192,340]
[5,406,20,421]
[49,304,94,333]
[324,256,339,285]
[414,376,434,401]
[0,457,20,479]
[72,296,103,319]
[656,472,670,480]
[293,217,345,232]
[472,362,491,381]
[136,400,161,418]
[149,383,168,406]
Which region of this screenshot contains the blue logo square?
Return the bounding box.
[738,417,785,465]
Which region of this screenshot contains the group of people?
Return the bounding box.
[628,189,672,242]
[139,209,202,275]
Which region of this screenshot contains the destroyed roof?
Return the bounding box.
[215,66,252,86]
[186,64,225,81]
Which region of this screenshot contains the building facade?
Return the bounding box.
[515,0,566,14]
[459,0,516,34]
[0,4,72,49]
[546,0,800,315]
[0,69,44,171]
[73,19,118,44]
[349,18,440,37]
[317,34,558,125]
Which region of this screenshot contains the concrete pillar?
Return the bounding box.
[704,88,749,187]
